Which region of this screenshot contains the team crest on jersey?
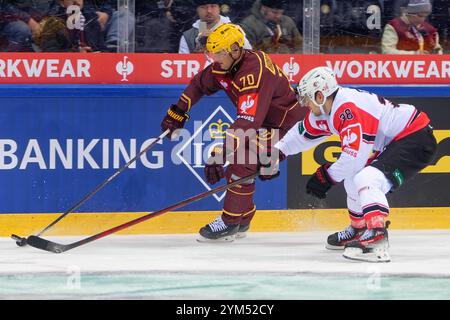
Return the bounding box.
[340,123,361,157]
[315,120,330,132]
[238,93,258,117]
[175,106,234,202]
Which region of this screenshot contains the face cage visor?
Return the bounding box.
[296,88,328,115]
[296,85,311,107]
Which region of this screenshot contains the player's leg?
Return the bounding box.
[343,125,437,262]
[342,166,392,262]
[326,178,366,250]
[197,163,257,242]
[371,125,437,192]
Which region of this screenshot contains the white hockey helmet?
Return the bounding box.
[297,66,339,114]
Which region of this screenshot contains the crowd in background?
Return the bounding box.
[0,0,448,54]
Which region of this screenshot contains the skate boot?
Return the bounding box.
[236,224,250,239]
[343,221,391,263]
[197,215,239,243]
[326,225,366,250]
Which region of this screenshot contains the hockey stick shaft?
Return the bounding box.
[37,130,169,237]
[27,171,259,253]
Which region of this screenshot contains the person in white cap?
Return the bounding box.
[275,66,437,262]
[382,0,443,54]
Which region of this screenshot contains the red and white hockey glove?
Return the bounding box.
[306,164,335,199]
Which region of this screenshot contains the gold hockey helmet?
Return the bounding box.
[206,23,245,54]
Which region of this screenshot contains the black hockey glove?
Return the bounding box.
[306,164,335,199]
[161,104,189,139]
[204,147,226,185]
[258,147,286,181]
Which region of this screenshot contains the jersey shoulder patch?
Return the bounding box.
[333,102,360,132]
[339,123,362,158]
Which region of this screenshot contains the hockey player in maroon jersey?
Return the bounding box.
[161,23,307,242]
[276,67,437,262]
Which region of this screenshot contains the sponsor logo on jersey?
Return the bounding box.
[237,114,255,122]
[238,93,258,117]
[316,120,330,132]
[340,124,362,157]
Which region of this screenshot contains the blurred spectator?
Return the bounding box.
[178,0,251,53]
[240,0,302,53]
[93,0,135,51]
[221,0,255,23]
[135,0,179,52]
[0,0,45,51]
[48,0,107,51]
[33,15,74,51]
[429,0,449,53]
[382,0,443,54]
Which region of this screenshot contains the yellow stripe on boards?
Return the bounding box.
[0,207,449,236]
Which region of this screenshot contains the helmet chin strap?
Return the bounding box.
[310,94,328,116]
[226,47,244,71]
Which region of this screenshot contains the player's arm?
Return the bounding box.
[305,103,375,199]
[161,64,221,139]
[176,64,222,113]
[326,103,376,183]
[275,111,332,156]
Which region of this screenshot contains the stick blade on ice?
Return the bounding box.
[27,236,67,253]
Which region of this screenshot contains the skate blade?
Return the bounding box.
[343,247,391,263]
[325,244,345,250]
[236,232,247,239]
[196,235,236,243]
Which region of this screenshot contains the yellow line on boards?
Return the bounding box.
[0,208,449,236]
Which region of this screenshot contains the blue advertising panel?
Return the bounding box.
[1,85,448,214]
[0,85,286,213]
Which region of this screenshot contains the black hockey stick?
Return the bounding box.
[26,172,259,253]
[11,130,170,247]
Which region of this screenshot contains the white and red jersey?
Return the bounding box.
[276,87,430,182]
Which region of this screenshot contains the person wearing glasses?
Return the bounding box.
[381,0,443,54]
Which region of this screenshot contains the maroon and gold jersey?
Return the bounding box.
[176,50,307,135]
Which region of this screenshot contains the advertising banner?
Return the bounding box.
[0,53,449,85]
[0,85,286,213]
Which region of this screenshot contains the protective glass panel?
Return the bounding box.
[0,0,128,53]
[1,1,447,54]
[319,0,449,54]
[135,0,303,54]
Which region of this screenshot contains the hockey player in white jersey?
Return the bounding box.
[275,66,437,262]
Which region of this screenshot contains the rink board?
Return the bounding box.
[0,208,449,237]
[0,84,449,235]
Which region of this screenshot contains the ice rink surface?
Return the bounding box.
[1,230,450,300]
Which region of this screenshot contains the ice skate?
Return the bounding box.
[326,225,366,250]
[236,224,250,239]
[343,222,391,263]
[197,215,239,243]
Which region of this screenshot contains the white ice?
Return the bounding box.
[1,230,450,299]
